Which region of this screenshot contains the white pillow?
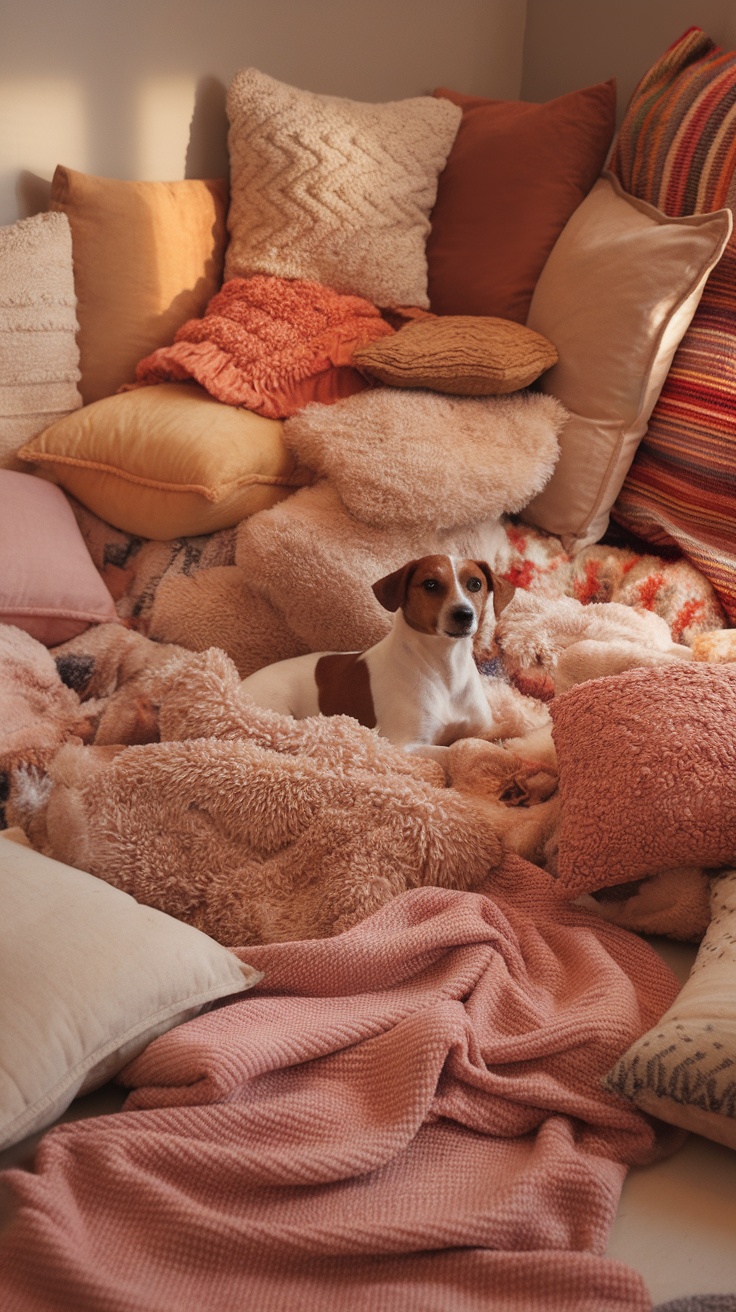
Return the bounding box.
[0,830,261,1151]
[522,172,732,551]
[605,868,736,1152]
[0,212,83,469]
[225,68,461,308]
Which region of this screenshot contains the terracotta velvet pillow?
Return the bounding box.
[550,663,736,896]
[427,80,616,323]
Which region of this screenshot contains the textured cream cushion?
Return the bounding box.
[0,829,261,1151]
[353,315,558,395]
[225,68,461,308]
[606,868,736,1152]
[522,172,732,550]
[0,212,82,470]
[50,166,228,404]
[18,382,311,540]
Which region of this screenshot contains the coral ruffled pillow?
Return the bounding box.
[352,316,557,396]
[550,663,736,895]
[427,80,616,323]
[134,276,393,418]
[225,68,461,308]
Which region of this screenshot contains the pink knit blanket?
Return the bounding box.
[0,863,681,1311]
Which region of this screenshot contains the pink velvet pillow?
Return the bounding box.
[0,470,118,645]
[550,663,736,894]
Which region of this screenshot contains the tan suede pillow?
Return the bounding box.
[50,166,228,404]
[353,316,558,395]
[522,173,732,551]
[17,383,311,539]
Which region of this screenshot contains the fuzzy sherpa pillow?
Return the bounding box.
[224,68,461,308]
[550,663,736,895]
[281,388,566,532]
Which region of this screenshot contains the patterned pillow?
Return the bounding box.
[225,69,461,309]
[609,27,736,624]
[605,868,736,1152]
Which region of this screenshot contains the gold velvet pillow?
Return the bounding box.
[17,383,311,540]
[50,166,228,405]
[353,315,558,395]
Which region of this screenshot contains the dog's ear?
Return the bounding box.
[372,560,418,612]
[474,561,516,618]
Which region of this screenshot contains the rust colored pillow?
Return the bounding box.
[352,315,557,395]
[550,663,736,896]
[427,81,616,323]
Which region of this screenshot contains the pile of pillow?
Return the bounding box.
[3,44,735,607]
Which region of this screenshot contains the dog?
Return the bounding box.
[240,554,521,752]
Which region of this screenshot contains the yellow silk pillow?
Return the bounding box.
[18,383,311,540]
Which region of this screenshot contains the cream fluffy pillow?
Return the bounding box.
[0,212,82,469]
[0,830,261,1152]
[225,68,461,308]
[606,868,736,1152]
[522,172,732,551]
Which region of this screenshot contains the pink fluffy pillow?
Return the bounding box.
[550,663,736,894]
[0,470,118,645]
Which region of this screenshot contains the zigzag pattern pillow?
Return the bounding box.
[224,68,461,308]
[610,27,736,623]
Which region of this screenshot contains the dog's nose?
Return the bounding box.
[451,605,475,627]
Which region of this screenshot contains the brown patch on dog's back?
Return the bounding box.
[315,653,377,728]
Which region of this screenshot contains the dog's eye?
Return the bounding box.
[466,577,482,592]
[422,578,439,591]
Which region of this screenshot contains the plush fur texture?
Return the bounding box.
[495,587,694,700]
[12,645,560,947]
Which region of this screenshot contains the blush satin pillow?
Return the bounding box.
[427,80,616,323]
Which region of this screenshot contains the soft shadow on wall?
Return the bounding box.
[15,75,230,220]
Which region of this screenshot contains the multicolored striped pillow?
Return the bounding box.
[609,27,736,623]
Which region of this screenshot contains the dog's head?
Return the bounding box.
[372,555,515,639]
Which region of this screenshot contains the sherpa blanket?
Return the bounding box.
[8,637,562,945]
[0,867,683,1312]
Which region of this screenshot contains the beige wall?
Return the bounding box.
[522,0,736,119]
[0,0,526,226]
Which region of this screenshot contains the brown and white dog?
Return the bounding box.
[240,554,518,752]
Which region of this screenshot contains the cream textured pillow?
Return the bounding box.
[18,382,311,540]
[605,868,736,1152]
[353,315,558,395]
[0,829,261,1152]
[0,212,82,469]
[225,68,461,308]
[50,166,228,404]
[522,172,732,550]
